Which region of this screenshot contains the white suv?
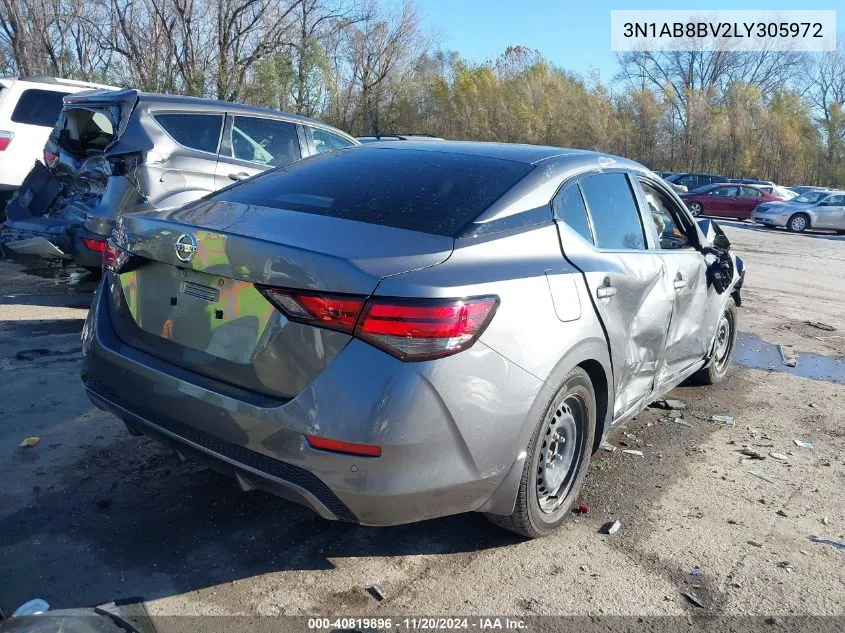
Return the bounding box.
[0,76,115,206]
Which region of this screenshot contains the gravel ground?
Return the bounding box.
[0,222,843,623]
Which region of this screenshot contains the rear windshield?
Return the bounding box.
[12,89,70,127]
[57,107,116,155]
[212,148,533,236]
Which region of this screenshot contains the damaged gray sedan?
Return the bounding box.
[0,89,357,271]
[82,142,745,537]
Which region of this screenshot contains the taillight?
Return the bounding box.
[81,237,106,252]
[356,297,499,360]
[259,287,499,361]
[102,241,130,273]
[44,149,59,167]
[0,131,12,151]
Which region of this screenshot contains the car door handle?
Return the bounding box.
[228,172,250,181]
[596,277,616,299]
[673,274,687,290]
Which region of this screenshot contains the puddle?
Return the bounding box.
[735,332,844,383]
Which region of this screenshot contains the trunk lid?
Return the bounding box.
[107,200,454,398]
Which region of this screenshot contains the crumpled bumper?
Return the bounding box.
[1,222,104,269]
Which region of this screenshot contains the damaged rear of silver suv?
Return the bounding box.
[0,88,357,272]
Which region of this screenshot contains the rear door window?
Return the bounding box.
[11,89,70,127]
[230,116,300,167]
[213,148,533,237]
[311,127,355,154]
[155,113,223,154]
[579,172,646,250]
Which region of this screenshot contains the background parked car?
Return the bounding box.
[679,183,781,220]
[788,185,829,195]
[0,76,115,210]
[654,171,687,193]
[1,89,357,271]
[752,189,845,233]
[665,172,728,191]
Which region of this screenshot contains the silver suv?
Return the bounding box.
[0,89,357,271]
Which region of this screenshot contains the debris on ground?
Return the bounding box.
[19,436,40,448]
[793,440,813,449]
[622,449,644,457]
[599,442,616,452]
[776,510,788,518]
[776,561,793,572]
[682,591,706,608]
[690,566,702,577]
[601,520,622,535]
[673,419,694,427]
[577,504,590,514]
[749,470,776,483]
[712,414,735,425]
[651,399,687,410]
[778,344,797,367]
[668,410,683,419]
[769,452,789,461]
[747,540,764,548]
[804,321,836,331]
[366,585,386,602]
[808,535,845,550]
[821,517,830,526]
[739,448,765,459]
[579,565,589,572]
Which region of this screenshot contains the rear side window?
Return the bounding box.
[553,184,593,244]
[11,89,70,127]
[213,148,533,237]
[155,113,223,154]
[579,173,645,250]
[58,108,115,154]
[230,116,300,167]
[311,127,354,154]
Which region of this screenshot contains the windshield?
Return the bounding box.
[794,191,827,203]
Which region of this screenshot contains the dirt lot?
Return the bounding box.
[0,222,843,623]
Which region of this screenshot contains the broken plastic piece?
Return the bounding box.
[577,504,590,514]
[808,535,845,550]
[599,442,616,452]
[769,452,789,461]
[622,449,644,457]
[682,592,706,608]
[19,436,40,448]
[793,440,813,449]
[749,471,775,483]
[690,566,702,577]
[778,344,797,367]
[12,598,50,616]
[712,414,735,425]
[651,399,687,410]
[602,520,622,535]
[673,419,693,428]
[804,321,836,331]
[739,448,765,459]
[366,585,386,602]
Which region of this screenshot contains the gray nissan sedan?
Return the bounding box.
[82,142,744,538]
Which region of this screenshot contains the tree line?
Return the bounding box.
[2,0,844,186]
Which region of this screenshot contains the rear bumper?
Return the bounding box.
[82,276,545,526]
[1,224,104,269]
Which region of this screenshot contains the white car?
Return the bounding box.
[0,76,115,207]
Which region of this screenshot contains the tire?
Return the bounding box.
[787,213,809,233]
[486,367,596,538]
[691,296,738,385]
[689,202,702,217]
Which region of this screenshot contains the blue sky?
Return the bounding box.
[408,0,841,85]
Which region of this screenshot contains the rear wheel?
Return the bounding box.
[689,201,702,217]
[787,213,809,233]
[692,297,737,385]
[486,367,595,538]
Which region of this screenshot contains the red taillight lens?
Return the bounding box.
[44,149,59,167]
[102,241,130,273]
[260,287,499,361]
[357,297,499,360]
[0,131,13,151]
[82,237,106,252]
[305,435,382,457]
[258,288,364,334]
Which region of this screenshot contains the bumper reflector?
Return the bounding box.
[306,435,382,457]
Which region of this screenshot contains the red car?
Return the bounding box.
[679,183,781,220]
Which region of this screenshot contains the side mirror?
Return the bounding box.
[713,232,731,250]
